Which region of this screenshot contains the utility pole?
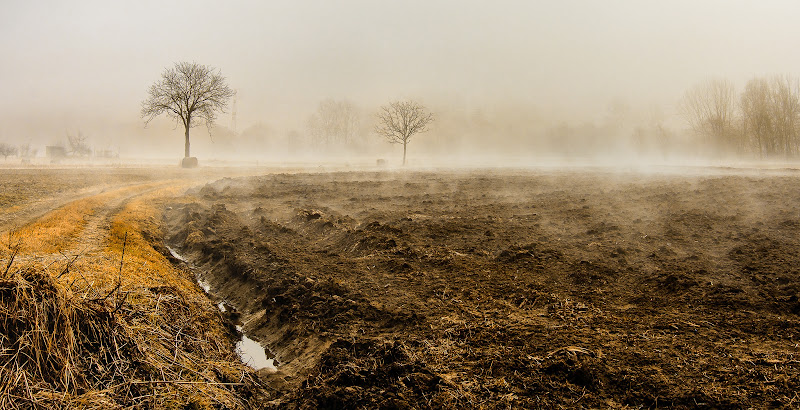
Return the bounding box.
[231,89,238,135]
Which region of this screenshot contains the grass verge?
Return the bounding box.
[0,185,264,409]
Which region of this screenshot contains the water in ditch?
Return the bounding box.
[167,246,277,372]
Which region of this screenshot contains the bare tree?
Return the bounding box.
[141,62,234,165]
[679,79,739,153]
[768,75,800,157]
[740,77,775,157]
[630,114,674,157]
[67,130,92,157]
[604,98,630,131]
[308,99,361,148]
[18,143,37,158]
[739,75,800,158]
[0,143,17,160]
[375,100,434,165]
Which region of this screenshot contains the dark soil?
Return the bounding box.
[166,168,800,409]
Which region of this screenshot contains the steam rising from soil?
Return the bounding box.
[164,168,800,407]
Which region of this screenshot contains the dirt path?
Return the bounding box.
[0,168,272,409]
[0,166,273,240]
[0,184,108,233]
[2,181,182,264]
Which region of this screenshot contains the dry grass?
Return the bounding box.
[4,195,101,253]
[0,183,262,409]
[0,184,159,254]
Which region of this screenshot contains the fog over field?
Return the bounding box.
[3,1,800,164]
[5,3,800,407]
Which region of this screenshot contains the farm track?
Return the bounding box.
[0,167,277,408]
[0,184,109,234]
[4,182,168,255]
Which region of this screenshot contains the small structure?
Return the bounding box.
[181,157,198,168]
[96,149,118,158]
[46,146,67,158]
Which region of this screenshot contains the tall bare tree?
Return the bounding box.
[740,77,775,157]
[308,99,360,147]
[679,79,738,153]
[768,75,800,157]
[141,62,234,164]
[375,100,434,165]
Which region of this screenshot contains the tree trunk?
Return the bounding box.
[402,141,407,166]
[184,126,190,158]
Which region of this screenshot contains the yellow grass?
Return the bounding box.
[1,184,162,254]
[0,181,260,409]
[3,195,100,253]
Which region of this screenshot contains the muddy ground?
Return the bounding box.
[166,167,800,409]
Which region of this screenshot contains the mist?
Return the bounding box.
[3,1,800,165]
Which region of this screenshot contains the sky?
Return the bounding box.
[2,0,800,157]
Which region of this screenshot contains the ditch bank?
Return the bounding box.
[166,246,278,374]
[164,202,448,408]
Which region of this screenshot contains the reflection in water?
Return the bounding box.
[168,246,277,372]
[235,325,277,371]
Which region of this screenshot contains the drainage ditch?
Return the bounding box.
[167,246,277,373]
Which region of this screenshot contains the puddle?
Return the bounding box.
[167,246,211,292]
[235,326,277,372]
[196,279,211,293]
[167,246,188,263]
[167,246,277,372]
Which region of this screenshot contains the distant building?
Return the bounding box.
[96,149,118,158]
[46,146,67,158]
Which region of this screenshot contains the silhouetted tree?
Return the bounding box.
[308,99,360,149]
[0,143,16,160]
[679,79,739,153]
[736,75,800,158]
[67,130,92,157]
[141,62,234,165]
[18,143,37,158]
[767,75,800,157]
[375,100,434,165]
[741,77,775,157]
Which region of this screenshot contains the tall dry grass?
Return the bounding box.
[0,185,262,409]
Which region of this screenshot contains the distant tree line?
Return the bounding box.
[307,99,361,148]
[680,76,800,158]
[0,143,40,161]
[0,132,121,162]
[140,63,800,165]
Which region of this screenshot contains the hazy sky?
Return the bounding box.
[2,0,800,152]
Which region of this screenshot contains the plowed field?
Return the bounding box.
[167,168,800,409]
[4,166,800,408]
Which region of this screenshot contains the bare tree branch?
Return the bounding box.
[375,100,434,165]
[679,79,738,154]
[141,62,234,160]
[307,99,361,148]
[67,130,92,157]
